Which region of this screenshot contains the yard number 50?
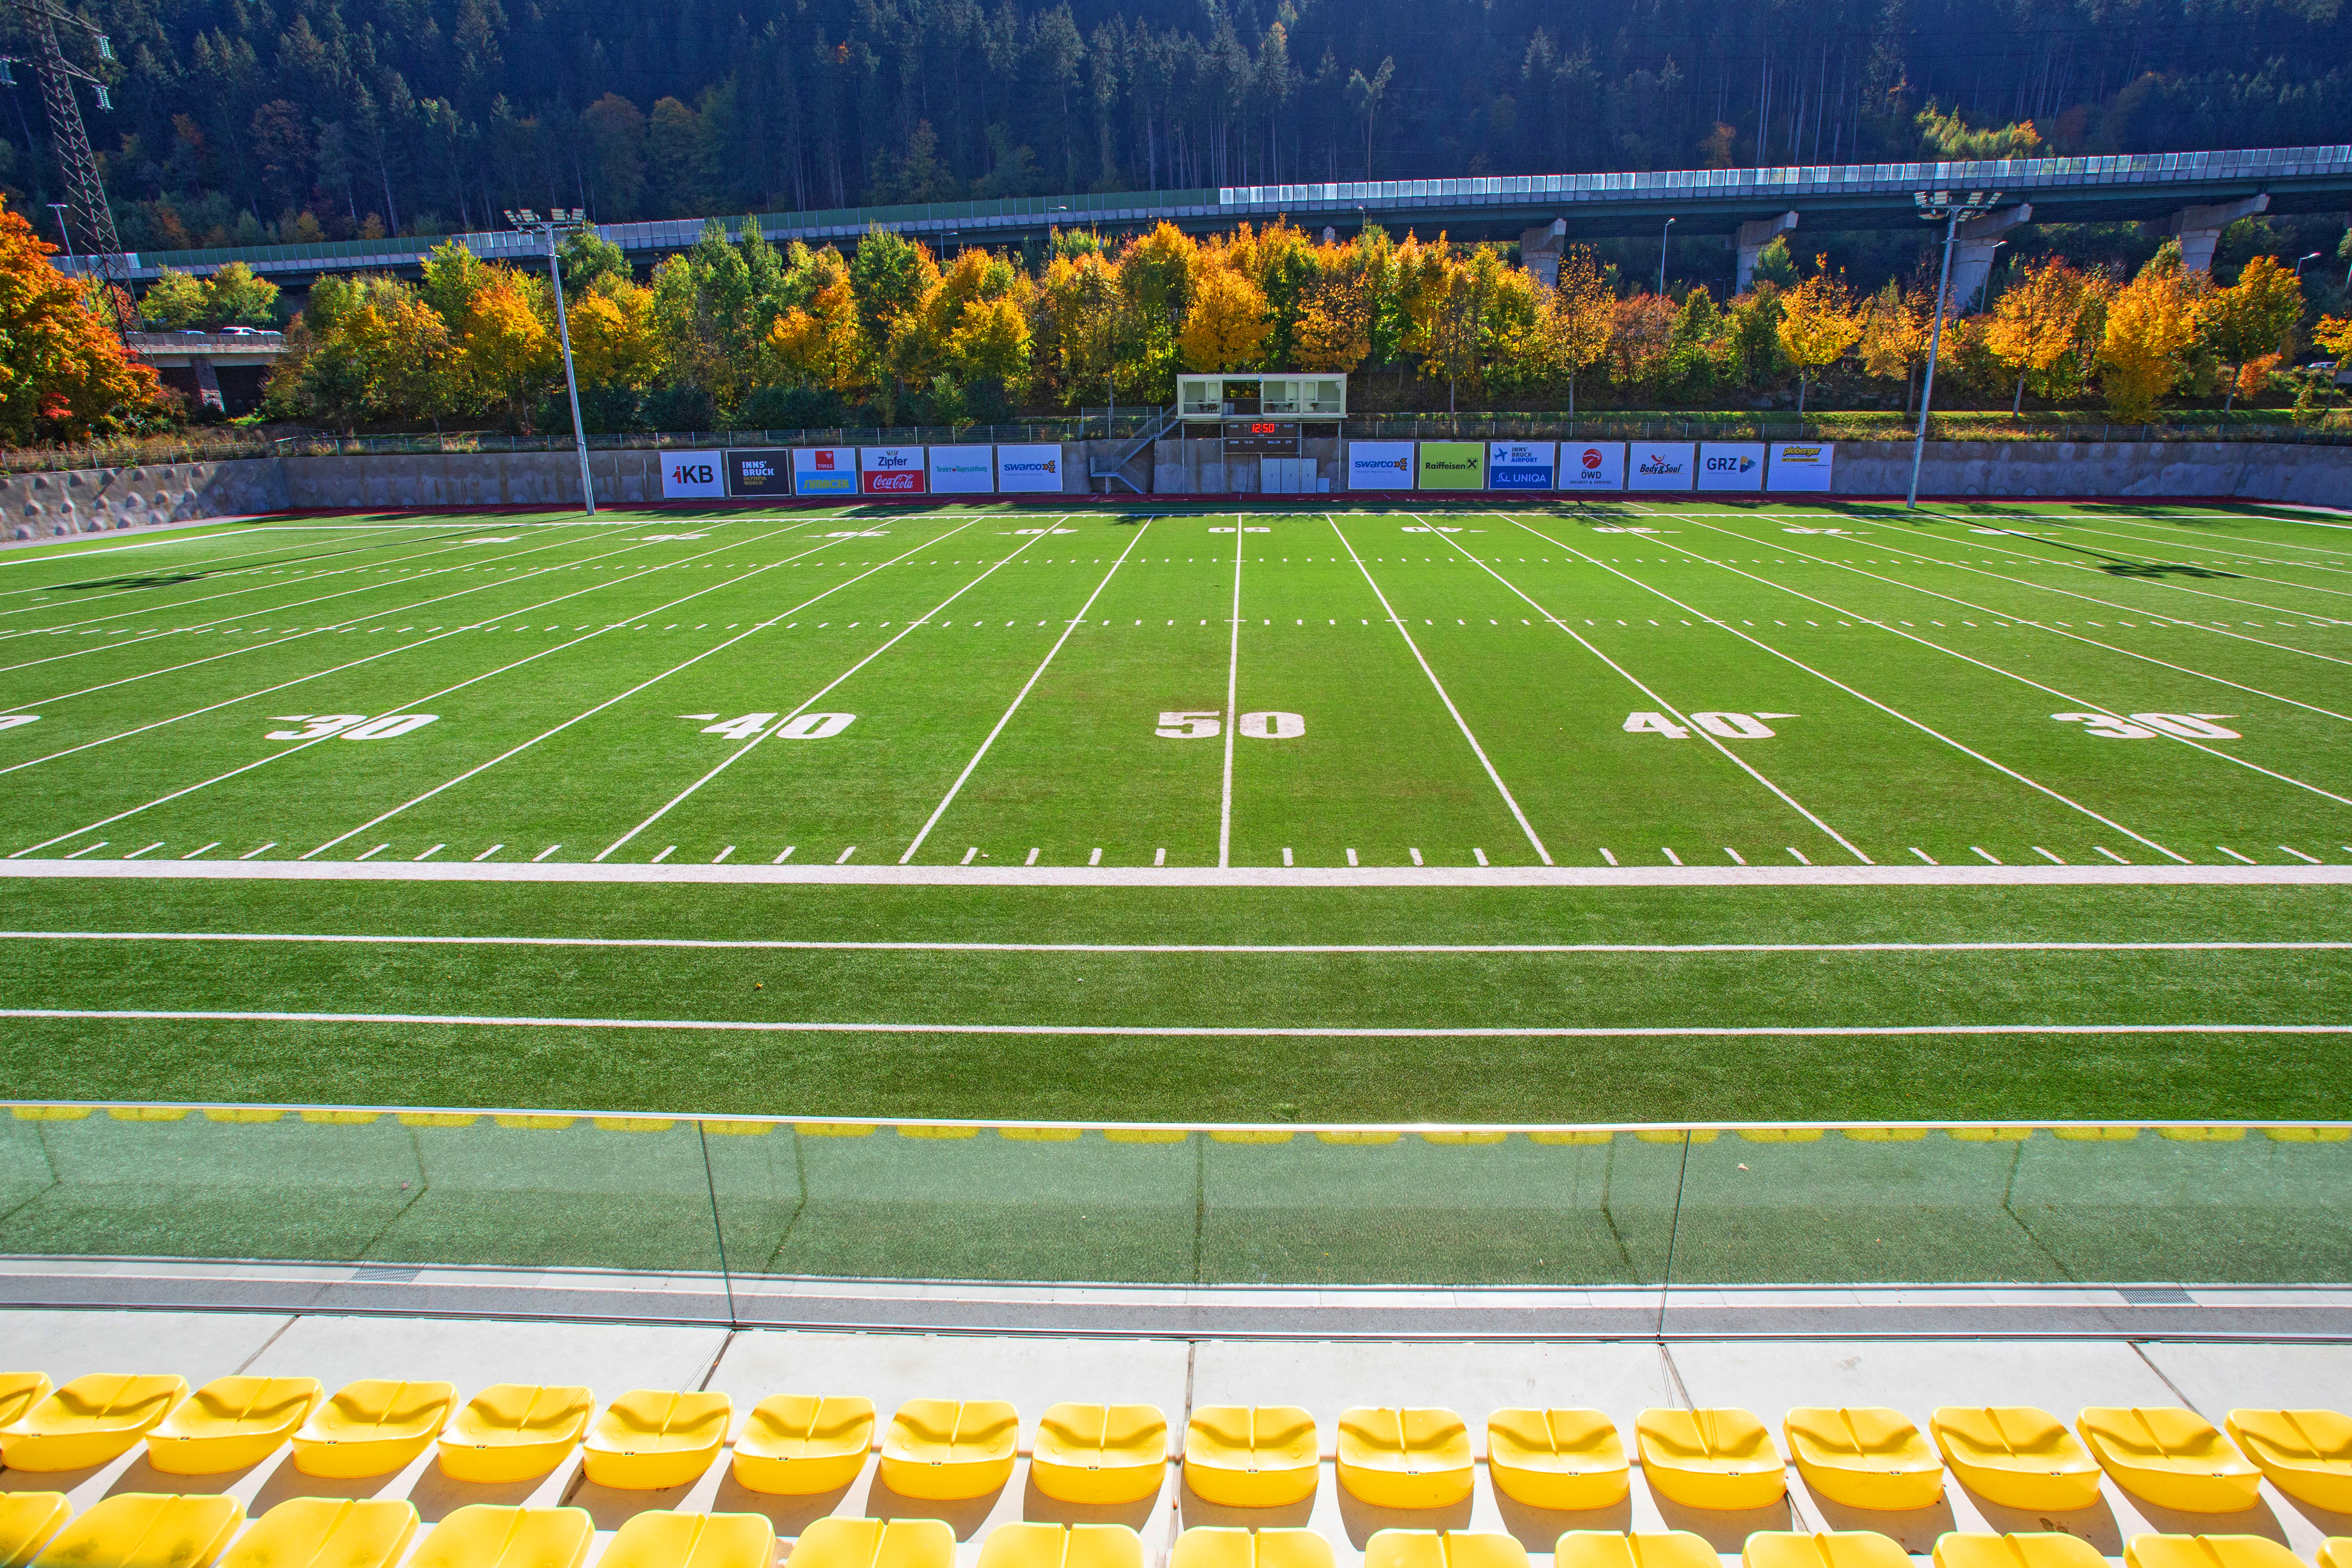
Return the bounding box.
[1158,710,1305,739]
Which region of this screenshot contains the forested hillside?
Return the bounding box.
[1,0,2347,254]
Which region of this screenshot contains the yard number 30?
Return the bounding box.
[2053,711,2241,739]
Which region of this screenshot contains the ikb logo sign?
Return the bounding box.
[661,450,726,499]
[1697,442,1766,492]
[1627,441,1695,491]
[1559,443,1625,492]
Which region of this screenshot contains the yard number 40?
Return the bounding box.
[1623,710,1792,739]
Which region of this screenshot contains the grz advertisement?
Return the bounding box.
[859,445,928,495]
[996,443,1064,493]
[1417,441,1485,490]
[1558,442,1626,491]
[1346,441,1414,489]
[1627,441,1696,490]
[928,444,994,493]
[1697,442,1766,491]
[1487,441,1557,490]
[661,450,726,499]
[1766,441,1836,491]
[724,449,790,497]
[791,447,857,496]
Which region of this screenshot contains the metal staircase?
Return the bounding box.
[1089,406,1180,494]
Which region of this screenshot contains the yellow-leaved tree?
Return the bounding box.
[1774,258,1867,412]
[1983,258,2108,414]
[456,270,557,428]
[1857,280,1929,412]
[566,277,665,390]
[1178,265,1268,372]
[2099,256,2200,423]
[1530,246,1615,419]
[2201,254,2305,410]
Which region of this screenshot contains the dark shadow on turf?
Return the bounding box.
[47,524,499,592]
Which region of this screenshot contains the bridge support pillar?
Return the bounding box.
[2163,194,2269,274]
[1519,219,1566,289]
[1735,212,1799,291]
[1947,203,2034,314]
[191,356,224,412]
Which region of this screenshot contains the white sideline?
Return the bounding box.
[1,1007,2343,1038]
[2,858,2349,886]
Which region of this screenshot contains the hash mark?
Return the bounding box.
[2281,845,2320,864]
[2096,846,2131,864]
[1911,847,1939,865]
[713,846,734,863]
[238,842,277,860]
[2035,846,2065,864]
[1598,848,1617,866]
[1025,847,1040,866]
[650,845,675,863]
[355,844,389,861]
[413,844,445,862]
[1154,848,1167,866]
[1724,848,1746,865]
[472,845,503,861]
[181,843,220,860]
[1090,848,1105,866]
[1786,848,1810,865]
[1973,847,2002,864]
[772,846,795,863]
[961,847,978,865]
[1409,848,1425,866]
[2216,845,2256,864]
[532,844,562,862]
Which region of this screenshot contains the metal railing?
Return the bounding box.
[4,1101,2344,1321]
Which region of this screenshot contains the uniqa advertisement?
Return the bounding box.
[661,450,726,499]
[860,445,928,495]
[1417,441,1485,490]
[928,445,995,493]
[1558,442,1626,491]
[1766,441,1836,491]
[791,447,858,496]
[1346,441,1414,489]
[724,449,790,497]
[1627,441,1695,490]
[1487,441,1557,490]
[1697,443,1766,492]
[996,443,1064,493]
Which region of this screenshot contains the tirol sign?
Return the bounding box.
[1486,441,1556,490]
[1559,442,1625,491]
[860,446,927,495]
[791,447,857,496]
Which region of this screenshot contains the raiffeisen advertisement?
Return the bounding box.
[1417,441,1484,490]
[1486,441,1556,490]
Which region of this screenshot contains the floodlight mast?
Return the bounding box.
[1907,189,2001,510]
[4,0,129,339]
[506,207,598,517]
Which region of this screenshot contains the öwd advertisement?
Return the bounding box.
[1417,441,1484,490]
[996,444,1064,493]
[791,447,857,496]
[1559,442,1626,491]
[1697,442,1766,492]
[1628,442,1695,490]
[1767,441,1836,491]
[860,445,928,495]
[1347,441,1414,489]
[661,450,726,499]
[1487,441,1556,490]
[928,445,994,493]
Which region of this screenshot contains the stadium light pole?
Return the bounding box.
[1907,189,2000,510]
[1657,216,1675,296]
[506,206,598,517]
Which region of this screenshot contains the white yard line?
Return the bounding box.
[9,930,2344,954]
[4,1006,2341,1040]
[2018,521,2352,587]
[901,521,1151,864]
[1219,515,1243,869]
[593,519,1055,862]
[0,523,425,609]
[302,516,988,860]
[1338,516,1553,865]
[1462,517,1866,864]
[1674,517,2352,812]
[2051,513,2352,561]
[1519,514,2190,863]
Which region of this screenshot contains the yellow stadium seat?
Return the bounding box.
[877,1399,1019,1501]
[977,1524,1143,1568]
[2,1375,190,1472]
[1488,1410,1628,1510]
[729,1395,874,1495]
[216,1498,418,1568]
[2125,1538,2305,1568]
[1032,1403,1169,1504]
[1932,1533,2107,1568]
[2078,1408,2262,1513]
[1184,1406,1320,1507]
[0,1374,52,1429]
[2320,1542,2352,1568]
[0,1494,70,1568]
[581,1391,732,1490]
[1170,1530,1335,1568]
[147,1376,323,1474]
[1783,1408,1945,1510]
[31,1494,244,1568]
[2225,1409,2352,1511]
[404,1507,592,1568]
[1635,1408,1786,1510]
[436,1386,595,1483]
[596,1513,774,1568]
[1336,1408,1474,1509]
[1742,1533,1911,1568]
[292,1380,457,1478]
[1363,1532,1529,1568]
[784,1518,954,1568]
[1929,1408,2104,1510]
[1554,1531,1717,1568]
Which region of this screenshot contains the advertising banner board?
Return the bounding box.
[996,443,1064,493]
[1487,441,1556,490]
[1697,442,1767,491]
[724,450,790,497]
[791,447,857,496]
[860,445,928,495]
[1347,441,1414,489]
[1628,442,1696,490]
[1417,441,1485,490]
[1558,442,1626,492]
[1767,441,1836,491]
[928,445,995,493]
[661,450,726,499]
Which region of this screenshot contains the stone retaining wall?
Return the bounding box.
[1835,439,2352,503]
[2,459,288,540]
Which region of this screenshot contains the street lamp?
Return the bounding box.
[2293,251,2323,278]
[46,203,72,262]
[505,206,598,517]
[1657,216,1675,296]
[1907,189,2002,510]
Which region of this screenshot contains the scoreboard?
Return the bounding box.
[1223,420,1301,456]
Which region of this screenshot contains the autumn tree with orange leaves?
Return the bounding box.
[0,197,166,443]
